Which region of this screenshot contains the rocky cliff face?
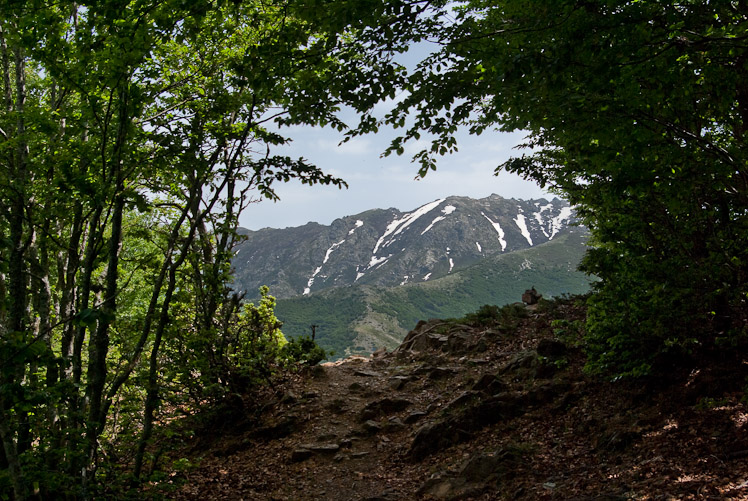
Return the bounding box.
[232,194,575,300]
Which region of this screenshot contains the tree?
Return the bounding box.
[372,0,748,375]
[0,0,423,496]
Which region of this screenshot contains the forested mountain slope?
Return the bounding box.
[275,229,591,358]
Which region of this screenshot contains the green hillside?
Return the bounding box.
[276,230,592,358]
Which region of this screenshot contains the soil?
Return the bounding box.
[166,299,748,500]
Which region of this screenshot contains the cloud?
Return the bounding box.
[239,125,549,230]
[370,89,411,119]
[315,136,374,155]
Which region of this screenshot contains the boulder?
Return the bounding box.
[537,338,567,358]
[471,373,508,395]
[360,420,382,435]
[388,376,411,390]
[359,397,412,422]
[409,392,530,460]
[404,410,427,424]
[521,287,542,305]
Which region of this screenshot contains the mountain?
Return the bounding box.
[232,194,577,300]
[231,194,592,359]
[274,229,592,358]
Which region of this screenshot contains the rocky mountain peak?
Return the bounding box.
[232,194,576,300]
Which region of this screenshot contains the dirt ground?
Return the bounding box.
[166,299,748,500]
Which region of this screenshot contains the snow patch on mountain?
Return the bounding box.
[373,199,445,255]
[514,214,533,246]
[551,207,573,239]
[305,239,345,294]
[348,220,364,235]
[324,239,345,264]
[369,254,391,269]
[304,266,324,295]
[534,212,550,238]
[482,212,507,251]
[421,205,457,235]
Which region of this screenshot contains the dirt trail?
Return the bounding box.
[174,301,748,500]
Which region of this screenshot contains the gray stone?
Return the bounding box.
[339,438,353,449]
[361,420,382,435]
[459,452,506,482]
[300,442,340,454]
[290,448,313,463]
[359,397,412,422]
[388,376,410,390]
[404,411,427,424]
[444,391,480,413]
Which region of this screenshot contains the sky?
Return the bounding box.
[239,123,551,230]
[238,40,550,231]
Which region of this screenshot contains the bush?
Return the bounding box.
[281,334,331,366]
[462,302,528,330]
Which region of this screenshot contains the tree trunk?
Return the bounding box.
[0,23,30,498]
[133,264,177,479]
[83,191,124,490]
[0,411,26,500]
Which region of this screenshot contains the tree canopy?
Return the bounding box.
[372,0,748,376]
[0,0,423,496]
[2,0,747,496]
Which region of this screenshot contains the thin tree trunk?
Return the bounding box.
[84,76,133,491]
[59,204,84,384]
[83,191,124,491]
[133,263,177,479]
[0,410,26,500]
[132,182,206,479]
[0,24,30,498]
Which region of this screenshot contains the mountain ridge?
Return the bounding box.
[232,194,577,301]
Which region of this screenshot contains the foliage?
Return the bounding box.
[226,287,288,388]
[281,334,331,367]
[364,0,748,377]
[0,0,419,496]
[462,304,503,327]
[164,286,291,407]
[276,289,369,357]
[462,303,527,329]
[551,318,586,348]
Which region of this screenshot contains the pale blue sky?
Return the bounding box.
[240,41,549,230]
[239,123,549,230]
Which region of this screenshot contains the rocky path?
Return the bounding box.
[174,300,748,500]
